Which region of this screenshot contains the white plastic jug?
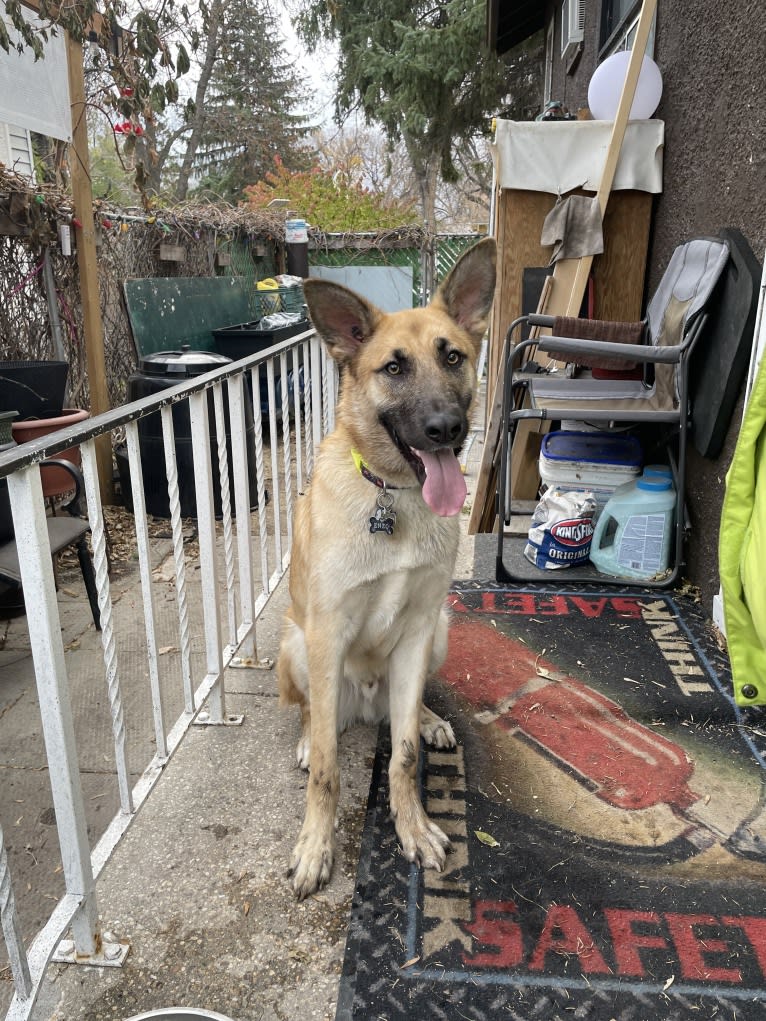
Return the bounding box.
[589,475,676,580]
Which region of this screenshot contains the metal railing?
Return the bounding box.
[0,325,336,1020]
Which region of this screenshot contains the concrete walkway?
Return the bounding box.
[0,424,488,1021]
[31,578,378,1021]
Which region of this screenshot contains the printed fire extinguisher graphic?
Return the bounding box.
[440,618,766,863]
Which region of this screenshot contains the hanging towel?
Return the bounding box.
[546,315,645,370]
[540,194,604,263]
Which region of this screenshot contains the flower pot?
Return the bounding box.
[12,408,89,499]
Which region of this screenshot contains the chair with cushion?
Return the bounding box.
[496,232,759,586]
[0,459,101,628]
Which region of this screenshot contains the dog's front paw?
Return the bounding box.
[395,811,452,872]
[420,706,457,749]
[287,826,335,900]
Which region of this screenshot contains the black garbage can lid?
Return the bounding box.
[138,346,232,378]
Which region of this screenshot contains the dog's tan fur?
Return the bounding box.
[278,238,497,899]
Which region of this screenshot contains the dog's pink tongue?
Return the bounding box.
[413,448,467,517]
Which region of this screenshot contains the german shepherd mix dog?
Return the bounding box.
[278,238,496,899]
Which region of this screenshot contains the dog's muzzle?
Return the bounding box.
[382,417,468,517]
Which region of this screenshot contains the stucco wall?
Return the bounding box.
[543,0,765,607]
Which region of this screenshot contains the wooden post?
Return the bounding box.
[66,28,114,501]
[539,0,659,319]
[472,0,659,531]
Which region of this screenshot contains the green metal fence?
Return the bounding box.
[308,234,483,308]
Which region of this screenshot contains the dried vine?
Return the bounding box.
[0,166,285,410]
[0,167,460,423]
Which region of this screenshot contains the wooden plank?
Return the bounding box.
[468,364,506,534]
[539,0,659,320]
[488,189,553,389]
[477,276,554,520]
[471,273,550,534]
[66,30,113,500]
[509,420,546,501]
[597,192,653,322]
[486,189,651,401]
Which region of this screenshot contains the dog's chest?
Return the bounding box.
[308,480,459,587]
[342,567,444,662]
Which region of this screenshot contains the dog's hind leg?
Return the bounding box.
[277,614,312,769]
[420,607,456,748]
[420,704,456,749]
[288,622,344,900]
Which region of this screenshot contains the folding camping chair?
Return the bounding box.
[496,234,736,586]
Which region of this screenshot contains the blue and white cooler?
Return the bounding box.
[538,431,643,514]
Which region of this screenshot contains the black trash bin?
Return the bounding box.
[212,318,308,415]
[119,348,259,519]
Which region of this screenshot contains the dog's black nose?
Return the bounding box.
[424,412,464,446]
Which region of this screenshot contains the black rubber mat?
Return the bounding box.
[337,582,766,1020]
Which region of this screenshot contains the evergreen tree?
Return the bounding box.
[295,0,512,224]
[179,0,315,202]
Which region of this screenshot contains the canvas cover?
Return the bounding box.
[492,119,664,195]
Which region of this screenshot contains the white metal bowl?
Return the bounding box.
[124,1011,236,1021]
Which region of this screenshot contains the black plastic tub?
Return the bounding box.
[120,348,259,519]
[212,320,308,415]
[212,318,308,361]
[0,361,69,419]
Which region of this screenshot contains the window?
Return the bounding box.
[561,0,586,62]
[544,19,555,102]
[0,123,35,181]
[600,0,656,57]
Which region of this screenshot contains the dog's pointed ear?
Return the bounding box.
[303,279,382,364]
[432,237,497,347]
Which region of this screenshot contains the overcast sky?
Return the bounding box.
[278,4,337,129]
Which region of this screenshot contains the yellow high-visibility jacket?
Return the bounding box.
[720,351,766,704]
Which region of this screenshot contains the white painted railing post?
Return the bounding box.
[266,361,283,569]
[293,346,305,496]
[161,405,195,714]
[280,350,294,553]
[311,333,323,455]
[6,465,99,958]
[228,373,257,663]
[249,364,271,598]
[125,421,169,761]
[189,390,228,725]
[80,441,133,815]
[212,383,238,649]
[0,824,32,999]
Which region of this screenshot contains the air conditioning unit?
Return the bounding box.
[561,0,585,62]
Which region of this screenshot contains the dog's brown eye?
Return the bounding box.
[386,361,401,375]
[446,350,463,366]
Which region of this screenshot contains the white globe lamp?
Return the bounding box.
[588,51,663,121]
